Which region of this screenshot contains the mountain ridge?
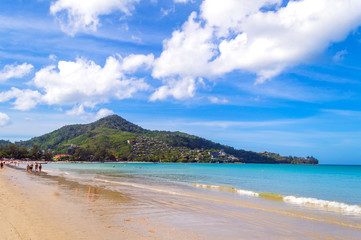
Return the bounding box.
[11,115,317,164]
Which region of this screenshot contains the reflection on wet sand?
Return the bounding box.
[87,186,100,202]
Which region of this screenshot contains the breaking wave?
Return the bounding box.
[193,183,259,197]
[283,196,361,215]
[192,183,361,216]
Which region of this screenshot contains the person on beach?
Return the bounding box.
[29,163,33,171]
[35,163,38,171]
[39,164,42,172]
[0,162,3,169]
[26,164,29,172]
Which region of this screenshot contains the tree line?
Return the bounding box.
[70,145,116,161]
[0,144,53,161]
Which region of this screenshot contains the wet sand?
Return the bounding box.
[0,167,200,240]
[0,165,360,240]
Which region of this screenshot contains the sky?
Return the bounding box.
[1,0,361,164]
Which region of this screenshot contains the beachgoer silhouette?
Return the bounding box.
[39,164,42,172]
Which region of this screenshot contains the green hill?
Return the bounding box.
[16,115,318,164]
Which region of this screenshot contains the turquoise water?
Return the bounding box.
[43,163,361,215]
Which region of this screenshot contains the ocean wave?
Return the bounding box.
[193,183,259,197]
[192,183,361,216]
[236,189,260,197]
[283,196,361,215]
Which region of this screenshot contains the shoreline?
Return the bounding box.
[1,158,319,165]
[1,165,360,239]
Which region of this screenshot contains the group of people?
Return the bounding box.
[26,162,42,172]
[0,160,44,174]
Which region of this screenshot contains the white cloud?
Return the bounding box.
[150,77,197,101]
[152,0,361,99]
[0,87,42,111]
[66,104,86,116]
[333,50,348,62]
[95,108,114,119]
[0,54,153,112]
[120,54,154,73]
[161,7,175,17]
[208,96,229,104]
[66,105,113,119]
[0,112,11,127]
[33,55,152,107]
[50,0,140,35]
[49,54,57,62]
[209,0,361,83]
[201,0,281,37]
[0,63,33,82]
[152,12,215,79]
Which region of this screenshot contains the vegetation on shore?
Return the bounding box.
[0,115,318,164]
[0,144,52,161]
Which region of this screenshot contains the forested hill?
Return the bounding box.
[14,115,318,164]
[19,115,147,150]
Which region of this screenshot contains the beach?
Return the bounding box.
[0,167,201,240]
[0,164,360,240]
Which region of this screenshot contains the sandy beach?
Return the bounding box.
[0,164,360,240]
[0,166,200,240]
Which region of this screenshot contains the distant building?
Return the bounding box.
[219,149,226,156]
[53,154,71,161]
[208,152,219,161]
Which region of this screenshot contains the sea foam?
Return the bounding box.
[193,183,361,216]
[193,183,259,197]
[283,196,361,215]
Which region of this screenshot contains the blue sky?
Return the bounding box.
[1,0,361,164]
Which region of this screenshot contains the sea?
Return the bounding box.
[42,163,361,217]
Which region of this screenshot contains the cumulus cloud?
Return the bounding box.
[0,54,153,112]
[201,0,281,37]
[152,0,361,99]
[95,108,114,119]
[0,112,11,127]
[66,104,86,116]
[66,105,114,119]
[150,77,198,101]
[0,63,33,82]
[120,54,154,73]
[33,55,153,107]
[0,87,42,111]
[50,0,140,35]
[153,12,215,79]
